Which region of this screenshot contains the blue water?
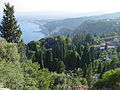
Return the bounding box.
[19,21,45,43]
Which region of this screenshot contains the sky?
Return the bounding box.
[0,0,120,15]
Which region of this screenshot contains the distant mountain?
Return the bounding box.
[42,12,120,36]
[73,19,120,35]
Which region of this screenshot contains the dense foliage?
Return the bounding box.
[93,68,120,90]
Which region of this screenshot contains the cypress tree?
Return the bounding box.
[45,50,53,70]
[0,3,22,43]
[86,63,93,88]
[83,63,87,77]
[81,45,91,69]
[66,50,80,70]
[61,42,66,61]
[34,49,44,69]
[57,60,65,73]
[66,34,72,48]
[105,42,108,51]
[18,40,27,62]
[97,63,102,73]
[39,50,44,69]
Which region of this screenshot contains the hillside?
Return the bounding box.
[42,12,120,36]
[73,19,120,35]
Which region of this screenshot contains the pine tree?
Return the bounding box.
[0,3,22,43]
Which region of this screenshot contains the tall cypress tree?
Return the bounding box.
[86,63,93,88]
[97,63,102,73]
[105,42,108,51]
[34,49,44,69]
[45,50,53,70]
[81,45,91,68]
[66,50,80,70]
[18,40,27,62]
[0,3,22,43]
[61,42,66,61]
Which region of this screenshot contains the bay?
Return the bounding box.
[19,21,45,43]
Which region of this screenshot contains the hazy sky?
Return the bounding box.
[0,0,120,14]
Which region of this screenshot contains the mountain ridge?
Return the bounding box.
[42,12,120,36]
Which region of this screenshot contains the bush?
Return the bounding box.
[93,68,120,90]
